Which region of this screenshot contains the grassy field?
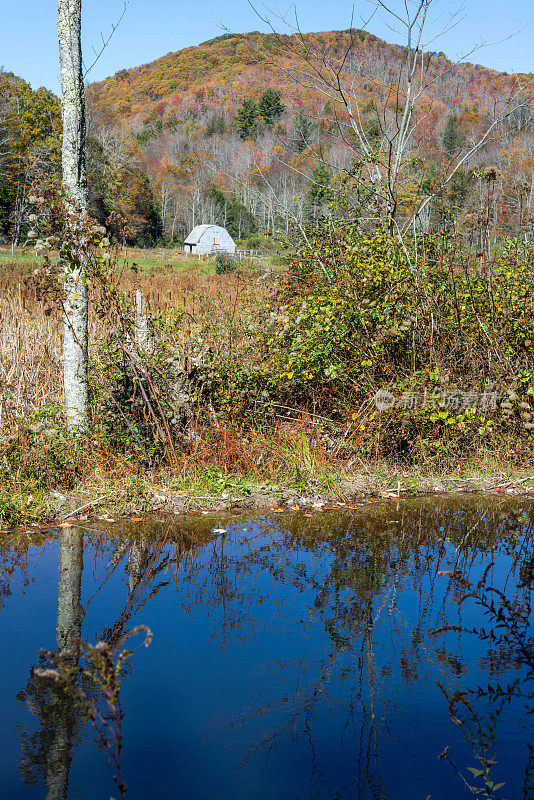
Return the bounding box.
[0,246,272,430]
[0,245,273,276]
[0,245,211,274]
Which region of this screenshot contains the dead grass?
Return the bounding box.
[0,277,62,428]
[0,258,271,433]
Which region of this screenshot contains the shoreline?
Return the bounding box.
[5,469,534,532]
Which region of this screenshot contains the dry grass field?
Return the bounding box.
[0,247,272,433]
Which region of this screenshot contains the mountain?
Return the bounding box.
[81,30,534,245]
[87,29,527,131]
[2,32,532,248]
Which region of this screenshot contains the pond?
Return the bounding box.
[0,496,532,799]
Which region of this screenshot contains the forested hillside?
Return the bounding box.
[2,29,534,246]
[87,30,523,127]
[85,30,534,246]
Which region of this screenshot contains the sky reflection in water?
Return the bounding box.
[0,495,532,799]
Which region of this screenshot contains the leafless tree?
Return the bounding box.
[250,0,532,238]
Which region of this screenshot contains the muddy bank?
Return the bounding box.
[17,472,533,532]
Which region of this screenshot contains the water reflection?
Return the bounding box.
[18,528,83,799]
[1,496,532,799]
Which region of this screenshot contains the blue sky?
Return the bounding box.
[4,0,534,94]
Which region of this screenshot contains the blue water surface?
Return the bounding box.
[0,496,532,799]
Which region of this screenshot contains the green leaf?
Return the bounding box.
[467,768,485,777]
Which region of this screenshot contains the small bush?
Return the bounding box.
[215,253,237,274]
[244,233,262,249]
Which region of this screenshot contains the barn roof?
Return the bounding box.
[184,224,218,245]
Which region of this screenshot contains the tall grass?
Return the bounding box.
[0,261,270,435]
[0,277,61,431]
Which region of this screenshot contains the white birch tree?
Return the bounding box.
[58,0,88,429]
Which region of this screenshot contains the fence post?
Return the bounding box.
[134,289,153,353]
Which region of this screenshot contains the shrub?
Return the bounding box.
[215,253,237,274]
[216,226,534,462]
[261,229,534,398]
[244,233,262,249]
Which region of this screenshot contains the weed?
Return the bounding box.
[34,625,153,799]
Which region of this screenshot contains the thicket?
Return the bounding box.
[3,200,534,525]
[214,252,237,274]
[214,227,534,464]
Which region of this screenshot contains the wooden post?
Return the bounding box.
[134,290,153,353]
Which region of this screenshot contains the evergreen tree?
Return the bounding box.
[205,115,226,137]
[442,114,465,157]
[308,164,332,210]
[233,99,259,139]
[293,112,314,153]
[420,161,438,195]
[258,89,285,126]
[448,168,471,214]
[208,185,256,239]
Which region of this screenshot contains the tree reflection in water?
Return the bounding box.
[178,501,532,799]
[17,521,212,798]
[19,528,84,800]
[4,496,533,798]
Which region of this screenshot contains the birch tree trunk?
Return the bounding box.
[45,527,84,800]
[56,527,84,658]
[58,0,88,429]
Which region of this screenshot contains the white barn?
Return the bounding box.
[184,224,236,255]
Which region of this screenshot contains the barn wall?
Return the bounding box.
[197,228,236,254]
